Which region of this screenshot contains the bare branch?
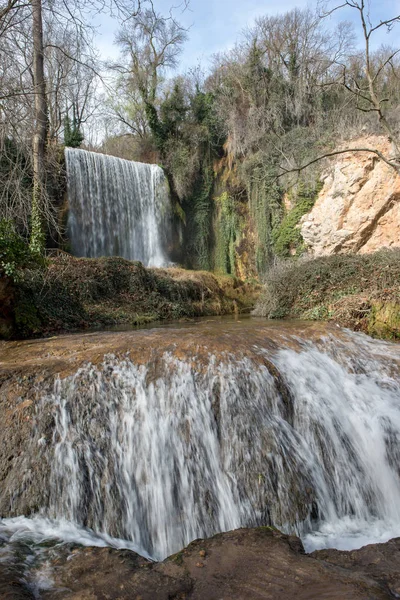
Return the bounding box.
[279,147,400,179]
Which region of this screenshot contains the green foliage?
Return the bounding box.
[165,139,196,199]
[173,200,186,224]
[145,102,166,151]
[64,114,84,148]
[242,156,283,274]
[160,82,188,140]
[213,192,241,275]
[0,219,39,281]
[183,167,214,271]
[190,90,224,153]
[29,187,46,257]
[272,182,322,257]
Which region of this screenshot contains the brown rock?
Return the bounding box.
[31,528,397,600]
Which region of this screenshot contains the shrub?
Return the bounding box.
[254,250,400,321]
[0,219,39,281]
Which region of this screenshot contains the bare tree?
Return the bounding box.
[0,0,144,249]
[112,2,188,146]
[30,0,47,253]
[281,0,400,178]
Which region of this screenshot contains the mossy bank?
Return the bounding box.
[2,254,260,340]
[254,249,400,340]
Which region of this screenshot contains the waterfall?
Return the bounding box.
[3,324,400,562]
[65,148,171,267]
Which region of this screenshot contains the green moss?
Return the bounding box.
[169,550,184,565]
[213,192,242,276]
[257,526,278,534]
[368,301,400,339]
[242,157,283,274]
[272,182,322,258]
[183,167,214,271]
[0,219,42,281]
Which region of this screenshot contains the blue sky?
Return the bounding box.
[95,0,400,72]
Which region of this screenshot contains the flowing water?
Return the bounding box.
[1,319,400,593]
[65,148,171,266]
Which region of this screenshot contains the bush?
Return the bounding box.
[0,219,38,281]
[11,255,259,338]
[253,250,400,326]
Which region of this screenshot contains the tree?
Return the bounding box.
[30,0,47,254]
[281,0,400,178]
[113,2,188,150]
[64,113,84,148]
[0,0,144,251]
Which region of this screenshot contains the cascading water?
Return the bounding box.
[2,321,400,569]
[65,148,171,267]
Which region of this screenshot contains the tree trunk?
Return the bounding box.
[30,0,47,254]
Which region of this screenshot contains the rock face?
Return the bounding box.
[300,136,400,255]
[0,321,323,527]
[2,528,400,599]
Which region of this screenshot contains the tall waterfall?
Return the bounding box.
[65,148,171,267]
[2,322,400,563]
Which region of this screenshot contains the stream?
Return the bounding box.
[1,317,400,596]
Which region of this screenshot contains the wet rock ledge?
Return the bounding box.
[2,527,400,600]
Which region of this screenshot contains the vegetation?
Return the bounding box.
[11,255,260,338]
[213,192,241,275]
[64,115,84,149]
[272,183,323,258]
[1,0,400,338]
[0,219,42,281]
[104,1,400,277]
[253,250,400,339]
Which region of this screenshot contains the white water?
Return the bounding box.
[0,516,151,557]
[0,516,152,598]
[65,148,171,267]
[2,326,400,569]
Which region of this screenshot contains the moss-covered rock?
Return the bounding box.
[368,301,400,339]
[272,183,323,258]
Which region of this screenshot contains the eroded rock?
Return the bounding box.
[301,136,400,256]
[22,528,400,599]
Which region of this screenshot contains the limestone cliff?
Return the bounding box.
[300,136,400,255]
